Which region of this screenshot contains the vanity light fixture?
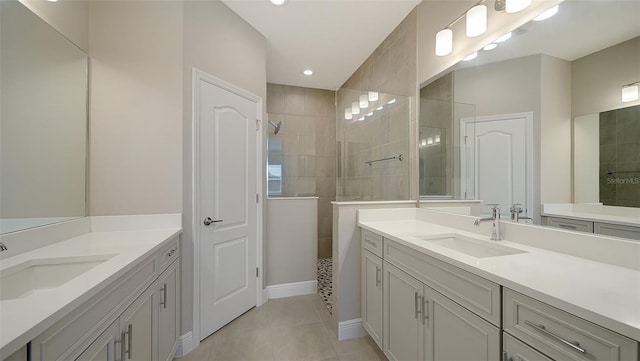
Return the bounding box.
[622,81,639,102]
[368,92,379,102]
[533,5,559,21]
[359,94,369,109]
[435,134,441,143]
[270,0,286,5]
[420,139,427,148]
[351,102,360,115]
[427,137,434,145]
[303,69,313,76]
[435,29,453,56]
[505,0,531,13]
[376,106,384,111]
[494,32,512,43]
[466,4,487,37]
[463,52,478,61]
[366,112,374,117]
[345,108,353,120]
[387,98,396,105]
[358,116,365,121]
[483,43,498,51]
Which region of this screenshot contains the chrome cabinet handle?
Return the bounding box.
[161,283,168,309]
[375,267,381,287]
[122,324,133,359]
[423,299,429,324]
[414,292,422,319]
[120,331,127,361]
[203,217,223,226]
[524,320,586,354]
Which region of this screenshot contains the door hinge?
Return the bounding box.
[256,267,259,278]
[256,193,259,203]
[464,136,468,144]
[464,192,467,199]
[256,118,261,131]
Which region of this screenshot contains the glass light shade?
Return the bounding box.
[345,108,353,120]
[463,52,478,61]
[366,112,373,117]
[376,106,384,111]
[387,98,396,104]
[483,43,498,51]
[466,5,487,38]
[622,85,639,102]
[534,5,559,21]
[495,32,512,43]
[358,117,365,121]
[359,94,369,109]
[435,29,453,56]
[420,139,427,147]
[427,137,434,145]
[303,69,313,75]
[351,102,360,115]
[506,0,531,13]
[368,92,379,102]
[435,135,441,143]
[270,0,286,5]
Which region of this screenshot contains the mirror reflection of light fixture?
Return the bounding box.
[387,98,396,105]
[435,29,453,56]
[505,0,531,13]
[358,116,365,121]
[466,5,487,37]
[420,139,427,148]
[622,81,640,102]
[366,112,374,117]
[435,134,441,143]
[494,32,512,43]
[359,94,369,109]
[483,43,497,51]
[351,101,360,115]
[427,137,434,145]
[368,92,379,102]
[533,5,559,21]
[463,52,478,61]
[345,108,353,120]
[376,106,384,111]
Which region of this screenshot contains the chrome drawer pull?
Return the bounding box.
[414,292,422,319]
[524,320,586,354]
[375,266,381,287]
[423,299,429,323]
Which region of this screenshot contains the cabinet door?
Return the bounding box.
[76,321,120,361]
[362,250,383,349]
[158,261,179,361]
[120,286,156,361]
[423,286,500,361]
[383,261,423,361]
[503,333,554,361]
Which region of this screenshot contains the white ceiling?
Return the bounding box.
[221,0,421,90]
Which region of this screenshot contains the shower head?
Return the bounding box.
[269,120,282,134]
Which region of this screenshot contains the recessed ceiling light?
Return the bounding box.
[533,5,559,21]
[270,0,286,5]
[463,52,478,61]
[495,32,512,43]
[483,43,498,51]
[303,69,313,76]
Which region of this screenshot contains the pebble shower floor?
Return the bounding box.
[317,258,332,314]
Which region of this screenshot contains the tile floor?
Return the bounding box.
[175,294,387,361]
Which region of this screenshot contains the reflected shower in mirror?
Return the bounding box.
[0,1,88,234]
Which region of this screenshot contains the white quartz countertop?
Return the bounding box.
[541,203,640,227]
[0,227,181,356]
[541,210,640,227]
[358,219,640,342]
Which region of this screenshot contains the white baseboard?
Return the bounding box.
[338,318,367,340]
[261,288,270,305]
[174,331,197,357]
[266,280,317,299]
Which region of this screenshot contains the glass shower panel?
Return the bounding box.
[336,89,411,201]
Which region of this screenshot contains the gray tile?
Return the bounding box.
[267,83,285,114]
[271,322,337,361]
[284,86,306,115]
[617,143,640,163]
[599,144,617,163]
[615,105,640,145]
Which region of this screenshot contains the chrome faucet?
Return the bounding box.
[0,243,7,252]
[510,203,532,223]
[474,204,501,241]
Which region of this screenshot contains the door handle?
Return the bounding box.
[203,217,223,226]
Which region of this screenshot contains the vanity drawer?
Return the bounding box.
[158,236,180,271]
[544,217,594,233]
[383,238,501,326]
[594,222,640,241]
[362,230,383,258]
[504,288,638,361]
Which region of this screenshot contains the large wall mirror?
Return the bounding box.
[0,0,88,234]
[419,0,640,223]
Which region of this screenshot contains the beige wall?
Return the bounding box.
[572,37,640,117]
[182,0,267,338]
[19,0,89,52]
[266,83,336,259]
[88,1,183,216]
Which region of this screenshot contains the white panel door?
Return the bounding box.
[462,113,532,217]
[198,73,258,339]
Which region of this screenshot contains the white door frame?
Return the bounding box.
[191,68,264,346]
[460,112,534,216]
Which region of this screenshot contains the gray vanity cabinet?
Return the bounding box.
[361,249,383,349]
[76,321,120,361]
[503,333,553,361]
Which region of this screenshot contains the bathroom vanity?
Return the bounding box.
[542,204,640,240]
[0,216,182,361]
[358,208,640,361]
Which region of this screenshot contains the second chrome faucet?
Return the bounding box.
[474,204,501,241]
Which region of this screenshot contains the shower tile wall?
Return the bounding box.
[267,83,336,258]
[336,9,417,201]
[599,104,640,207]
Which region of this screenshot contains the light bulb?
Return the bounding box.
[435,29,453,56]
[466,5,487,38]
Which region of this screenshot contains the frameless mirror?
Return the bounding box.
[419,0,640,223]
[0,0,88,234]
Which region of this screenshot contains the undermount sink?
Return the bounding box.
[0,254,116,300]
[420,234,527,258]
